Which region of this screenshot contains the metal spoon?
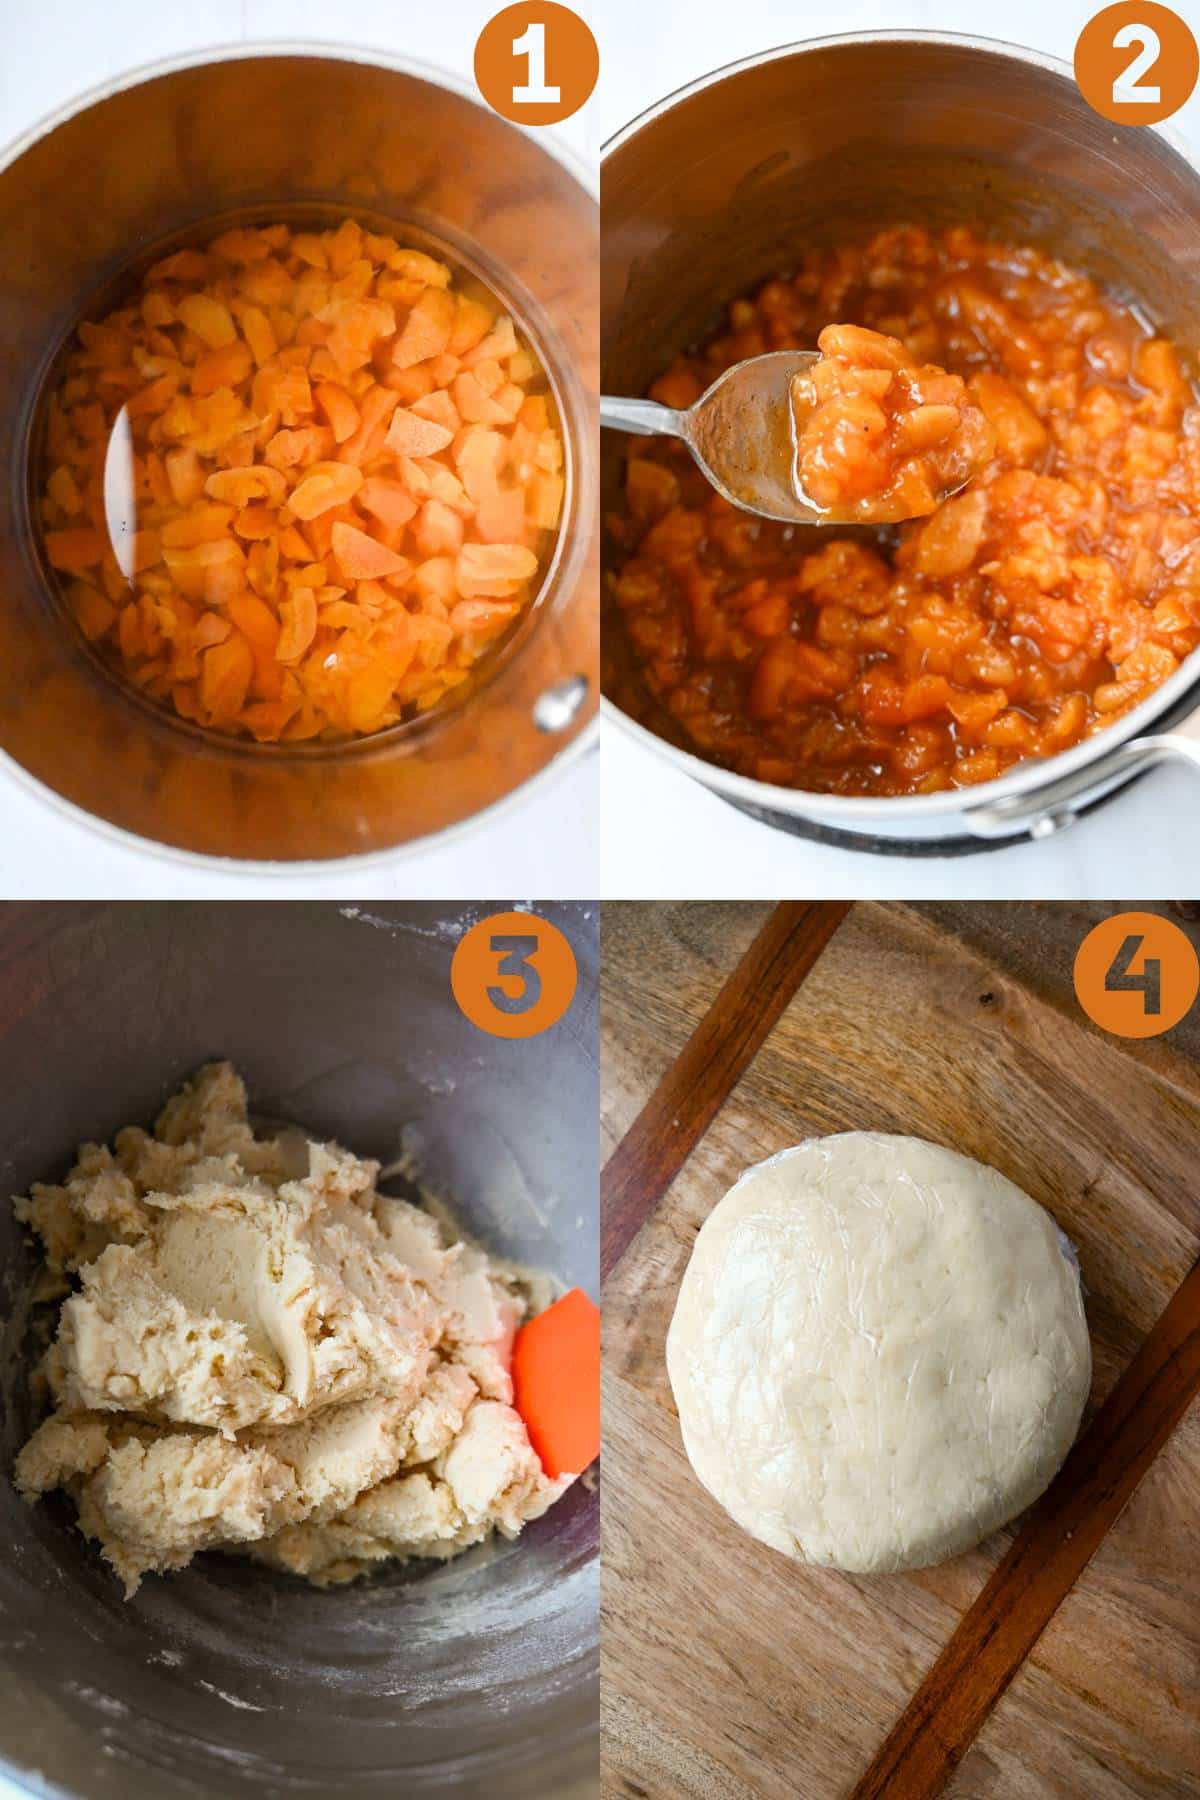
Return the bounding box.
[602,352,817,523]
[600,349,982,526]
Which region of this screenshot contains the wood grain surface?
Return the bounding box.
[853,1253,1200,1797]
[601,902,1200,1800]
[600,902,849,1281]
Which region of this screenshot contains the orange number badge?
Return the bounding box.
[1074,910,1200,1039]
[451,910,578,1039]
[474,3,599,126]
[1075,2,1198,125]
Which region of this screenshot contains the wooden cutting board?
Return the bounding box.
[601,902,1200,1800]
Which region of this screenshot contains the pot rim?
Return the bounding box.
[0,37,598,875]
[2,36,599,198]
[601,28,1200,824]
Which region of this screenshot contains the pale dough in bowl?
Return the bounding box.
[13,1063,572,1594]
[666,1133,1091,1573]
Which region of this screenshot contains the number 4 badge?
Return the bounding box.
[1074,911,1200,1039]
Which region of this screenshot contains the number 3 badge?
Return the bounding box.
[452,910,579,1038]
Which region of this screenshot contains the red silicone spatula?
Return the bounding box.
[512,1287,600,1480]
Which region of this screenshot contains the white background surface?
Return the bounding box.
[10,3,1200,899]
[597,0,1200,899]
[0,0,597,900]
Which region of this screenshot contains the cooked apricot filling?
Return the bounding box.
[38,218,564,741]
[610,226,1200,796]
[791,323,994,522]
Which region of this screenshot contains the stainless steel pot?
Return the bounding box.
[0,902,599,1797]
[601,32,1200,854]
[0,46,598,866]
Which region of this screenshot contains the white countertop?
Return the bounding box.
[596,0,1200,900]
[0,0,597,900]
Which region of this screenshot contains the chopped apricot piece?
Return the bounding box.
[161,559,220,609]
[161,504,236,548]
[448,294,493,355]
[44,528,105,573]
[264,426,332,470]
[278,525,311,561]
[454,370,510,426]
[519,394,550,433]
[331,521,410,580]
[357,477,418,531]
[47,465,83,515]
[462,315,519,368]
[410,388,460,435]
[456,428,507,499]
[456,542,538,596]
[232,503,278,540]
[200,630,254,722]
[192,341,253,395]
[391,288,456,370]
[415,500,464,556]
[527,470,564,530]
[177,294,237,350]
[210,227,277,264]
[205,466,287,508]
[791,325,994,521]
[476,486,528,543]
[389,248,451,287]
[241,696,301,741]
[384,407,454,458]
[289,461,364,519]
[193,611,232,650]
[71,584,117,641]
[241,306,278,367]
[450,598,520,635]
[385,366,435,406]
[314,381,360,443]
[165,446,206,505]
[338,385,402,465]
[226,591,284,700]
[969,372,1048,465]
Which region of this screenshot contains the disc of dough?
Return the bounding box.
[666,1133,1091,1573]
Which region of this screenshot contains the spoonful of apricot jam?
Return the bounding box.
[600,323,995,526]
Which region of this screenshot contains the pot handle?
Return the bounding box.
[964,716,1200,841]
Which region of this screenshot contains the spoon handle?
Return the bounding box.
[599,395,684,439]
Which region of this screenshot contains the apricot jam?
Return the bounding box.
[791,323,993,524]
[609,226,1200,796]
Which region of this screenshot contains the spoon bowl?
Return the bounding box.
[601,349,987,525]
[601,351,820,523]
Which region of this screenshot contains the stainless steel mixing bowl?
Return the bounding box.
[0,45,598,865]
[0,901,599,1796]
[602,32,1200,854]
